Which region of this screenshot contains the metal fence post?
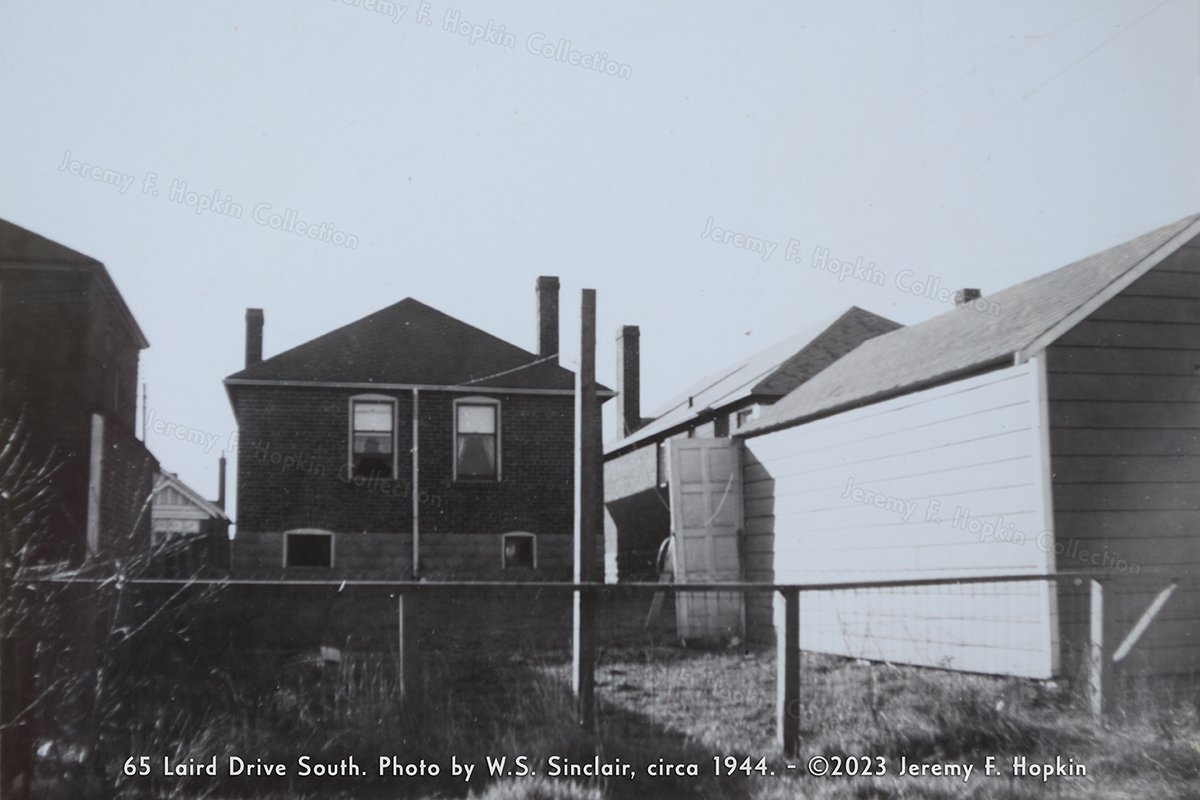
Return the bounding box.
[776,588,800,755]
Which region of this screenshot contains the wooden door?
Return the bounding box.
[669,437,744,642]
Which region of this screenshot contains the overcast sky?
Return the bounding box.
[2,1,1198,525]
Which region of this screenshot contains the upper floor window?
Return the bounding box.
[351,397,396,479]
[455,398,500,480]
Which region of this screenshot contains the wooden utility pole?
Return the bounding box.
[573,288,601,729]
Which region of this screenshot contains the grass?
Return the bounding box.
[23,588,1200,800]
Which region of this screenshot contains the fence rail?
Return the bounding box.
[32,568,1196,755]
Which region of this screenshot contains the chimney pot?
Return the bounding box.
[245,308,264,368]
[536,276,560,361]
[954,288,982,306]
[616,325,642,437]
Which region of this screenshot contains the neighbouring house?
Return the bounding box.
[736,212,1200,680]
[149,462,231,577]
[602,307,901,583]
[224,276,612,579]
[0,217,161,799]
[0,218,158,565]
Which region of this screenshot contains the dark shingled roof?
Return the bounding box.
[606,306,901,453]
[226,297,596,392]
[742,212,1200,436]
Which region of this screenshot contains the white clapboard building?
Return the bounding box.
[695,213,1200,680]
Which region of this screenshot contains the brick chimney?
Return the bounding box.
[245,308,264,368]
[217,453,227,511]
[954,288,982,306]
[616,325,642,437]
[536,276,559,361]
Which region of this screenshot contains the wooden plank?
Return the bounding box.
[1087,580,1114,719]
[1051,455,1200,483]
[746,381,1035,472]
[1055,320,1200,350]
[1088,295,1200,324]
[776,589,800,755]
[1112,584,1178,662]
[86,413,104,554]
[1050,402,1200,430]
[1048,373,1200,403]
[1156,246,1200,273]
[1053,482,1200,512]
[1052,510,1200,539]
[1124,268,1200,298]
[1047,345,1200,376]
[1050,428,1200,457]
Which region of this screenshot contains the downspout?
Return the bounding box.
[412,388,420,578]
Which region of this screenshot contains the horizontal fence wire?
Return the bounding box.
[6,571,1198,798]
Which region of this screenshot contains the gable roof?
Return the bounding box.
[152,471,230,523]
[606,306,902,454]
[742,212,1200,436]
[0,217,149,348]
[226,297,606,395]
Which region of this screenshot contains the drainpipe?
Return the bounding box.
[412,388,420,578]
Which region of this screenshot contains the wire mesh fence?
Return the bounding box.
[4,572,1199,798]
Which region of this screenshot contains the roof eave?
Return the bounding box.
[737,356,1014,439]
[1014,216,1200,364]
[223,376,613,398]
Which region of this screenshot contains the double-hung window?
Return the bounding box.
[454,398,499,480]
[351,397,396,479]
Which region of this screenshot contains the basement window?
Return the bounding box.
[502,532,536,569]
[454,398,500,480]
[350,397,396,479]
[285,530,334,568]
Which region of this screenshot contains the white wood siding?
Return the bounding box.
[744,361,1058,678]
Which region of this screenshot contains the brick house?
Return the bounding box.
[225,277,611,579]
[0,218,162,798]
[0,218,158,565]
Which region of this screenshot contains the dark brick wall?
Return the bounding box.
[0,261,147,564]
[233,386,583,576]
[99,420,158,556]
[0,266,141,433]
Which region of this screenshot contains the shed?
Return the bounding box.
[738,213,1200,679]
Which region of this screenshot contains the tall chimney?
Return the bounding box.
[217,454,227,511]
[616,325,642,437]
[954,288,982,306]
[245,308,264,368]
[536,276,560,361]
